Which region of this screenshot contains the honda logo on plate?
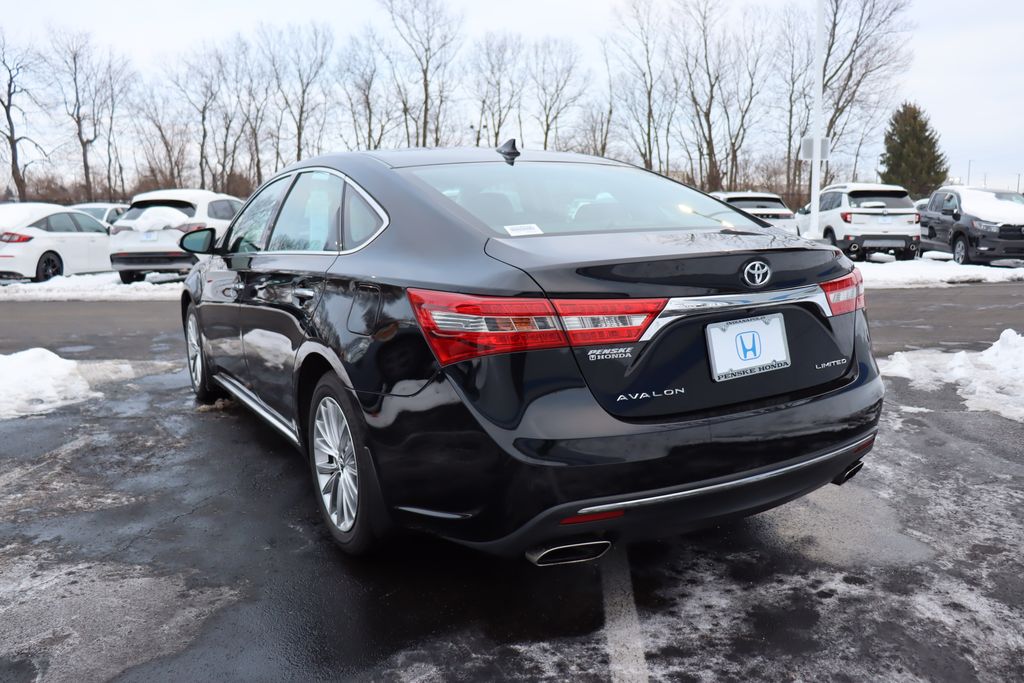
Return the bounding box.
[735,331,762,360]
[742,260,771,288]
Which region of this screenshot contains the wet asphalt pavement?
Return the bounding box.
[1,284,1023,682]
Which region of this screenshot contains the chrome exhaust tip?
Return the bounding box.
[525,540,612,567]
[848,242,860,251]
[832,460,864,486]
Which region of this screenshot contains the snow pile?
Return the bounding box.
[858,258,1024,289]
[879,329,1024,422]
[0,273,183,302]
[0,348,100,419]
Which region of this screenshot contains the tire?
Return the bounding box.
[184,303,221,403]
[119,270,144,284]
[307,372,388,555]
[824,229,837,246]
[33,252,63,282]
[896,249,916,261]
[953,235,972,265]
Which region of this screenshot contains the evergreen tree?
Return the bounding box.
[879,102,949,198]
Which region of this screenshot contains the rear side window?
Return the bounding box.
[77,207,106,220]
[727,197,789,210]
[819,192,840,211]
[343,184,384,250]
[72,214,108,233]
[927,193,943,212]
[402,162,759,236]
[267,171,343,252]
[848,191,913,209]
[941,193,960,213]
[227,176,291,253]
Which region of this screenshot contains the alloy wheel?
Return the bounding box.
[186,313,202,388]
[954,239,967,264]
[41,254,61,280]
[313,396,359,532]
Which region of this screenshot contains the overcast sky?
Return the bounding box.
[10,0,1024,190]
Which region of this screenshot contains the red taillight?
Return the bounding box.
[0,232,32,243]
[407,289,667,365]
[407,289,567,365]
[552,298,666,346]
[840,212,853,223]
[820,269,865,316]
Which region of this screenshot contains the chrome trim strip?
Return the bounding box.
[639,284,832,341]
[212,374,301,446]
[394,506,472,520]
[525,540,612,566]
[576,433,875,514]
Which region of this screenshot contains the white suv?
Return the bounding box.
[109,189,241,283]
[710,191,800,235]
[796,182,920,260]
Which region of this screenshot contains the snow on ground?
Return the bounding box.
[0,272,183,302]
[859,252,1024,289]
[0,348,99,419]
[879,329,1024,423]
[0,348,178,419]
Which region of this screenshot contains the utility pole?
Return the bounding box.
[1016,173,1020,193]
[967,160,973,185]
[809,0,826,238]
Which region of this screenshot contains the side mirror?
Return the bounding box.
[180,227,217,254]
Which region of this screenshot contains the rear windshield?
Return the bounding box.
[402,162,762,236]
[726,197,789,210]
[122,200,197,220]
[848,191,913,209]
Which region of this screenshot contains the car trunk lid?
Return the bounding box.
[485,229,858,420]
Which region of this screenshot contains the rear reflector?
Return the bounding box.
[408,289,667,365]
[0,232,32,243]
[560,510,624,525]
[819,269,865,316]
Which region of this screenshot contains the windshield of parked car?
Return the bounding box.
[848,191,913,209]
[120,200,197,221]
[726,197,789,210]
[76,207,106,220]
[402,162,763,236]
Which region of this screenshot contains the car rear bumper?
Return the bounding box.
[111,251,196,272]
[0,252,36,278]
[458,430,877,557]
[836,234,919,252]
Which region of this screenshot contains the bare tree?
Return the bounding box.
[527,37,584,150]
[49,30,111,200]
[259,23,334,163]
[0,30,43,200]
[570,46,615,157]
[337,28,401,150]
[134,84,189,188]
[772,4,815,203]
[101,52,133,199]
[611,0,676,172]
[233,35,274,185]
[171,48,223,190]
[380,0,462,147]
[468,32,524,147]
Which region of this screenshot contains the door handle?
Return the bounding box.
[231,282,245,291]
[293,287,316,301]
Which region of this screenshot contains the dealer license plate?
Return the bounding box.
[705,313,791,382]
[141,232,158,242]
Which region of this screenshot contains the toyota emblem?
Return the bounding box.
[742,261,771,288]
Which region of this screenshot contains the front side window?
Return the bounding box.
[343,184,384,250]
[402,162,760,236]
[267,171,343,252]
[72,214,108,233]
[226,176,291,253]
[47,213,79,232]
[941,193,959,213]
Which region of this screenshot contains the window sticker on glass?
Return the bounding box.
[504,223,543,236]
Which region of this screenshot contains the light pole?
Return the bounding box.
[809,0,826,238]
[967,160,973,185]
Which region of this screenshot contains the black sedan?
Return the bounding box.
[179,145,883,566]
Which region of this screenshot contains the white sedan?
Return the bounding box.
[0,203,112,281]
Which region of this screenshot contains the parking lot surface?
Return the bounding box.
[1,285,1023,682]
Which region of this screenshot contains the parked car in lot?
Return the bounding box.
[179,146,883,565]
[919,186,1024,264]
[796,182,920,260]
[710,191,800,235]
[0,203,112,281]
[71,202,129,225]
[109,189,242,283]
